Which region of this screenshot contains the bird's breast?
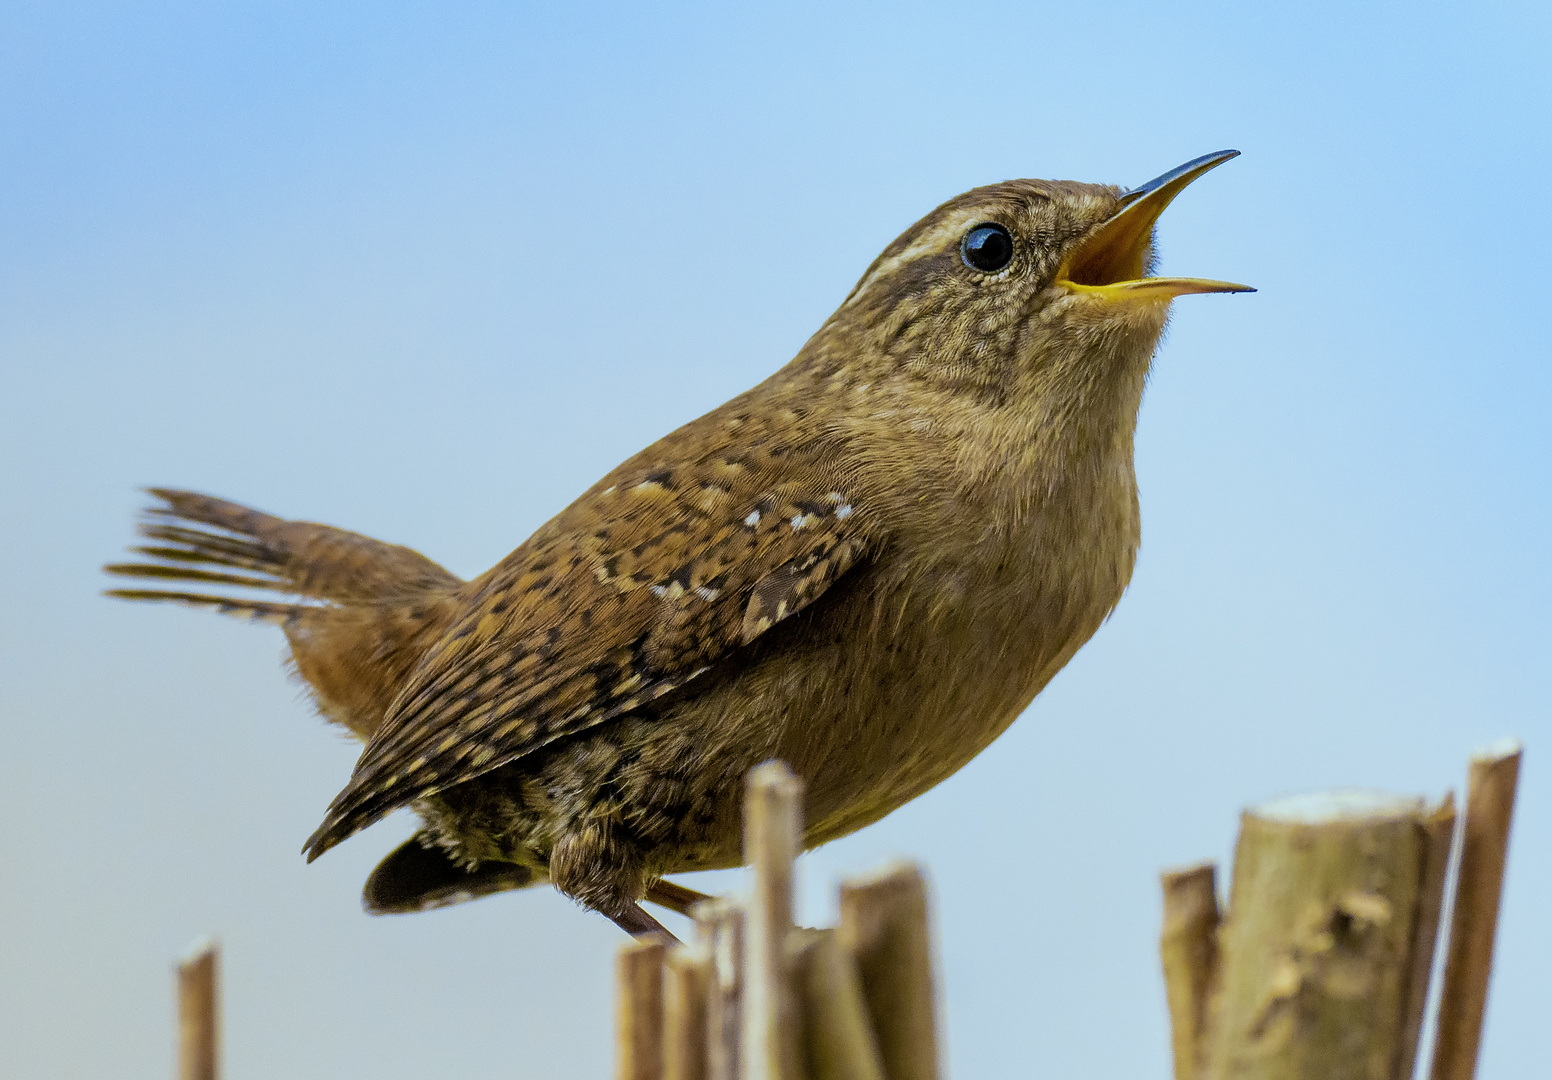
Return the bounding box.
[755,455,1141,844]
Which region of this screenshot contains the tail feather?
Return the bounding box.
[135,523,277,570]
[144,487,284,539]
[102,588,301,624]
[103,562,285,591]
[105,488,462,621]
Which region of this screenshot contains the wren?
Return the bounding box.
[108,151,1252,937]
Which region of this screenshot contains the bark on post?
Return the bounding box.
[836,862,938,1080]
[1428,740,1522,1080]
[176,938,219,1080]
[618,937,668,1080]
[1395,795,1456,1080]
[1160,862,1220,1080]
[742,761,802,1080]
[1201,791,1453,1080]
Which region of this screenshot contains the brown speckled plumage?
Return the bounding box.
[107,154,1250,930]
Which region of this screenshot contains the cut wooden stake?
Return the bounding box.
[790,928,886,1080]
[176,937,220,1080]
[618,937,668,1080]
[1160,861,1219,1080]
[665,944,712,1080]
[1428,740,1522,1080]
[836,861,938,1080]
[696,899,746,1080]
[1202,791,1443,1080]
[742,761,802,1080]
[1396,793,1456,1080]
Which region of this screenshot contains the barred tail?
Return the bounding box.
[104,487,461,621]
[101,587,301,624]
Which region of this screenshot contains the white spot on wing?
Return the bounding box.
[745,510,761,527]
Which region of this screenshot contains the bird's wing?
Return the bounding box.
[304,433,876,858]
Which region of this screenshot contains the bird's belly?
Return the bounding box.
[652,555,1125,867]
[797,594,1107,844]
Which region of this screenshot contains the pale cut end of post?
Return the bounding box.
[789,928,885,1080]
[1255,789,1425,823]
[742,761,803,1080]
[663,943,712,1080]
[1159,861,1219,1080]
[1427,739,1522,1080]
[836,859,939,1080]
[694,898,745,1080]
[175,937,220,1080]
[617,937,668,1080]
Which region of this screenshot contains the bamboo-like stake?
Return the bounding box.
[665,944,713,1080]
[742,761,802,1080]
[618,937,668,1080]
[836,861,938,1080]
[176,937,219,1080]
[790,928,886,1080]
[1395,794,1456,1080]
[1160,862,1220,1080]
[1428,740,1522,1080]
[696,899,746,1080]
[1202,791,1441,1080]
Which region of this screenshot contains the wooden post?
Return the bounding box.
[1201,791,1453,1080]
[790,928,886,1080]
[1428,740,1522,1080]
[1160,862,1220,1080]
[176,937,219,1080]
[696,899,746,1080]
[1396,794,1456,1080]
[742,761,802,1080]
[665,944,712,1080]
[836,861,938,1080]
[618,937,668,1080]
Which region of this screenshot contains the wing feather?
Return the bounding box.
[303,440,875,859]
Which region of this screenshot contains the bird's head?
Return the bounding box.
[820,151,1251,411]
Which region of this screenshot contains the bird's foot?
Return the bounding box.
[644,878,716,917]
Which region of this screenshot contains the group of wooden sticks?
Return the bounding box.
[615,761,940,1080]
[1158,740,1521,1080]
[168,745,1520,1080]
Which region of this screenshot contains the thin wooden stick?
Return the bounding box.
[665,944,712,1080]
[836,861,938,1080]
[1396,794,1456,1080]
[742,761,802,1080]
[618,937,668,1080]
[1159,862,1219,1080]
[1428,739,1522,1080]
[790,928,885,1080]
[176,937,219,1080]
[695,899,746,1080]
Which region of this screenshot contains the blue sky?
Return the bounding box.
[2,3,1547,1077]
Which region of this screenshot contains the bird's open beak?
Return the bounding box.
[1058,150,1254,300]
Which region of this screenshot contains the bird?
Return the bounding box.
[107,150,1252,939]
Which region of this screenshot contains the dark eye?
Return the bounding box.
[961,223,1014,273]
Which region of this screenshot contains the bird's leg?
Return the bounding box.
[644,879,716,917]
[605,900,682,943]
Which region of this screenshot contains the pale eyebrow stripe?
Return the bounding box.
[842,211,979,308]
